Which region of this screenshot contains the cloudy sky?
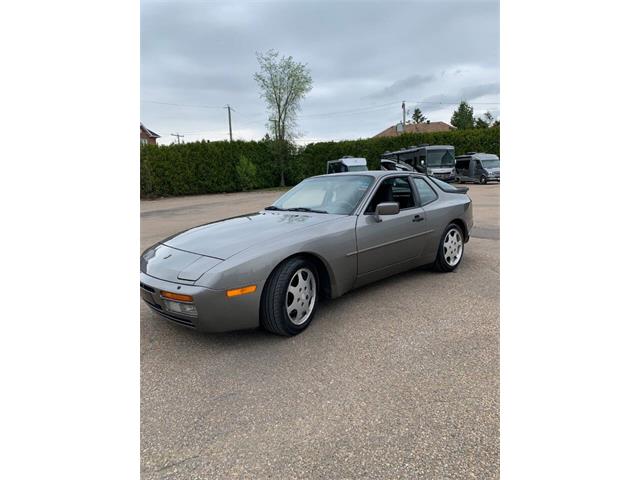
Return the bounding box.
[141,0,499,145]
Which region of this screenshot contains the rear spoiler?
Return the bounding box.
[451,185,469,194]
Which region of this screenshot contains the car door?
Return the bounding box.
[354,175,427,281]
[473,159,484,180]
[410,176,445,263]
[457,158,470,181]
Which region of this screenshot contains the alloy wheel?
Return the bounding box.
[443,228,463,267]
[286,268,316,325]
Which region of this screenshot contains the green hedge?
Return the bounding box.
[141,127,499,197]
[141,140,278,197]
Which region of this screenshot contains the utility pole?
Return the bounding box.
[402,101,406,127]
[170,133,184,144]
[226,105,234,142]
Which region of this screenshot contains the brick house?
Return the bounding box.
[373,121,455,138]
[140,123,161,145]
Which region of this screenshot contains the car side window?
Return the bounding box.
[365,177,416,213]
[413,177,438,205]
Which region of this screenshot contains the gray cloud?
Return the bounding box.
[416,82,501,105]
[365,75,436,100]
[141,0,499,143]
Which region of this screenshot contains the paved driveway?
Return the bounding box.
[140,183,500,479]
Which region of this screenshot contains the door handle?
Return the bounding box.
[412,215,424,222]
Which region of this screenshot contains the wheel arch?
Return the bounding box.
[262,251,335,303]
[450,218,470,242]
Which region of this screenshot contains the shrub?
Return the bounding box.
[236,155,257,191]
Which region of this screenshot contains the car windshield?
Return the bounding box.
[269,175,374,215]
[427,149,455,168]
[481,159,500,169]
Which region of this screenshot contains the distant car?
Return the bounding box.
[326,156,368,173]
[140,171,473,336]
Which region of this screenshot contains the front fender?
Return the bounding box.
[197,216,358,299]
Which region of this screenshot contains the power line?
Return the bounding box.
[142,100,227,109]
[406,100,501,106]
[298,102,399,119]
[143,98,500,118]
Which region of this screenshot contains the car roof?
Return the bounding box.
[456,153,499,160]
[311,170,416,180]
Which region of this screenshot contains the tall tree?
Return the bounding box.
[254,50,313,186]
[411,107,426,124]
[450,101,475,129]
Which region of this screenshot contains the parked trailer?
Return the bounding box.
[326,156,368,174]
[455,152,500,184]
[380,145,456,181]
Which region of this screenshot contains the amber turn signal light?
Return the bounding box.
[226,285,257,297]
[160,291,194,302]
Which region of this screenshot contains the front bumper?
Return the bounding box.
[432,173,456,182]
[139,272,261,332]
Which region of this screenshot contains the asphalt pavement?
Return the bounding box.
[140,183,500,479]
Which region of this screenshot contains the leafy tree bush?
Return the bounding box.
[236,155,257,191]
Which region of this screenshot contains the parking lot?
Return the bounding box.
[140,183,500,479]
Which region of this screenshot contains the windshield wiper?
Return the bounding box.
[284,207,328,214]
[264,206,328,214]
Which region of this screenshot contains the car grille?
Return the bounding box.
[143,299,195,328]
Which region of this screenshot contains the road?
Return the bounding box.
[140,183,500,479]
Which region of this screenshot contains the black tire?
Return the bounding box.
[480,175,487,184]
[433,223,465,272]
[260,257,319,336]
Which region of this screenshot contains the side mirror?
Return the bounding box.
[374,202,399,222]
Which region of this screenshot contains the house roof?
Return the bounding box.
[140,123,161,138]
[373,121,455,138]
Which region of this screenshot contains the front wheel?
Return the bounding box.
[433,224,465,272]
[480,175,487,184]
[260,257,319,336]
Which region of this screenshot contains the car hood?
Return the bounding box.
[161,211,341,260]
[141,244,223,284]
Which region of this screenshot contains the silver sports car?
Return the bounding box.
[140,171,473,336]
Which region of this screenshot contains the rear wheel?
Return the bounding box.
[260,257,319,336]
[433,224,465,272]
